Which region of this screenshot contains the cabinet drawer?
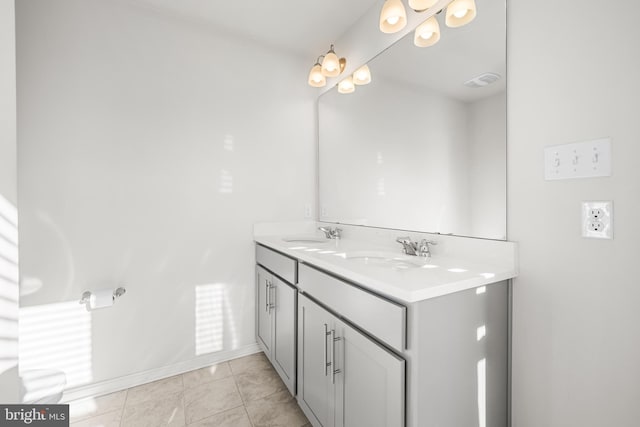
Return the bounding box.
[298,263,406,352]
[256,245,297,284]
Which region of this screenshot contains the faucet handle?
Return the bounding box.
[396,236,417,255]
[318,226,331,239]
[417,239,437,257]
[319,226,341,239]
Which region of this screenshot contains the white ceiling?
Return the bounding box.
[134,0,381,58]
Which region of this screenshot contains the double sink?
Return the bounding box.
[282,236,430,270]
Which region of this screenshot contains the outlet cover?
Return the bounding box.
[582,201,613,239]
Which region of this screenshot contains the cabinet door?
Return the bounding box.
[256,266,272,354]
[334,320,405,427]
[298,294,335,427]
[273,277,296,395]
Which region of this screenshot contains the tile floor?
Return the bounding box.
[68,352,311,427]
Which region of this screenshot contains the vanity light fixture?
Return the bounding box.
[308,57,326,88]
[321,45,345,77]
[353,65,372,85]
[307,45,347,87]
[338,75,356,94]
[380,0,477,48]
[413,15,441,47]
[379,0,408,33]
[445,0,477,28]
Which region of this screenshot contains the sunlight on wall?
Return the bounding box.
[19,301,93,393]
[219,170,233,194]
[0,194,19,376]
[223,134,234,151]
[377,178,386,196]
[195,284,223,355]
[195,283,239,355]
[476,325,486,341]
[477,358,486,427]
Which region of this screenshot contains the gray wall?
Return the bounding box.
[509,1,640,426]
[16,0,316,394]
[0,0,20,403]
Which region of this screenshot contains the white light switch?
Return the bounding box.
[545,138,611,180]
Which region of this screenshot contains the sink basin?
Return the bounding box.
[282,236,328,244]
[343,251,425,269]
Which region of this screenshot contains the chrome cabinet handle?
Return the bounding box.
[331,329,342,384]
[265,281,269,313]
[323,323,331,376]
[269,282,276,312]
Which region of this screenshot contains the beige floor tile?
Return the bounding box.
[187,406,252,427]
[245,390,309,427]
[70,409,122,427]
[69,390,127,423]
[183,376,243,424]
[229,352,271,375]
[121,391,185,427]
[182,362,232,389]
[234,362,287,403]
[125,374,184,406]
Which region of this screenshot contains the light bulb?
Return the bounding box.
[446,0,477,28]
[308,63,326,88]
[454,9,468,18]
[414,16,440,47]
[353,65,371,85]
[338,76,355,94]
[386,15,400,25]
[379,0,407,33]
[321,48,341,77]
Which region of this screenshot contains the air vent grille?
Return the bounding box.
[464,72,501,88]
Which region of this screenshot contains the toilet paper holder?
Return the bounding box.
[79,287,126,309]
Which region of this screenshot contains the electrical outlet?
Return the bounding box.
[588,208,604,219]
[304,204,312,218]
[588,221,604,232]
[582,201,613,239]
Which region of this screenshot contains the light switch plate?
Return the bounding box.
[545,138,611,180]
[582,201,613,239]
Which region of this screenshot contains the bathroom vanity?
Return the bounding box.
[254,223,517,427]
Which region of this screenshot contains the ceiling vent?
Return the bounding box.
[463,72,501,88]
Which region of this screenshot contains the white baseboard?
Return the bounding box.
[60,343,261,403]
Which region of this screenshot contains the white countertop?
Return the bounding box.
[254,226,518,304]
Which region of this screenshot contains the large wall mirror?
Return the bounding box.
[318,0,506,240]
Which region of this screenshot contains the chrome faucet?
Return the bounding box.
[318,226,342,239]
[396,236,437,257]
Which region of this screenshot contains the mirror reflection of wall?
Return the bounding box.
[318,0,506,240]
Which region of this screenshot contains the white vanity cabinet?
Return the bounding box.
[255,245,297,395]
[297,264,406,427]
[254,234,512,427]
[298,293,405,427]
